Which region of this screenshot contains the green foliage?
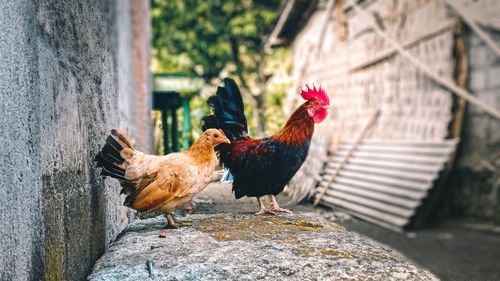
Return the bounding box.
[265,83,288,135]
[189,93,211,139]
[152,0,281,80]
[152,0,293,138]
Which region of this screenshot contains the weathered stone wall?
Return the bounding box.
[0,1,151,280]
[0,2,43,280]
[445,28,500,223]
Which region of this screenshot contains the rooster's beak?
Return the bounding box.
[322,105,330,110]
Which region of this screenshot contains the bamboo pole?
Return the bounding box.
[351,2,500,120]
[444,0,500,57]
[447,22,468,169]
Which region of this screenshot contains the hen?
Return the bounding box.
[95,128,230,228]
[202,78,329,215]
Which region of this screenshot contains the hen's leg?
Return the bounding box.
[269,195,293,214]
[172,213,193,226]
[165,213,179,229]
[255,197,275,215]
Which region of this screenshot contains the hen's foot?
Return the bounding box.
[165,213,190,228]
[165,223,179,229]
[172,214,193,227]
[173,219,193,227]
[255,208,275,216]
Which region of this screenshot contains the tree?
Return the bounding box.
[152,0,281,136]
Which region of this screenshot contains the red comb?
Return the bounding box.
[218,129,225,136]
[300,85,330,105]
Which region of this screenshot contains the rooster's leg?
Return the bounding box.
[172,213,193,226]
[269,195,293,214]
[165,213,179,229]
[255,197,275,215]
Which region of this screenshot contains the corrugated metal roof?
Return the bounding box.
[316,138,459,231]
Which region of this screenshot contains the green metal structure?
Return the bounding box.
[152,74,203,154]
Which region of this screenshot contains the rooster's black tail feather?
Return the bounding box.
[202,78,248,140]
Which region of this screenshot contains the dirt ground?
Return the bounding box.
[186,183,500,281]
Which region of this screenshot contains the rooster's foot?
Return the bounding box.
[255,208,275,216]
[270,206,293,214]
[269,195,293,214]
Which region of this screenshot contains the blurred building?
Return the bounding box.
[268,0,500,228]
[0,1,151,280]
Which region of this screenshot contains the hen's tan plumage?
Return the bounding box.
[95,128,229,227]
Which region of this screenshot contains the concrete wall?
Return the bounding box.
[445,28,500,223]
[0,2,43,280]
[0,1,151,280]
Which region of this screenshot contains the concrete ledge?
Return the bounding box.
[89,214,437,280]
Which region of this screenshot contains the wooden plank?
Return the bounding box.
[329,183,421,208]
[325,190,416,217]
[320,196,409,226]
[325,163,438,182]
[319,176,427,199]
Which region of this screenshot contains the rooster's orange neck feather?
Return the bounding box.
[271,104,314,146]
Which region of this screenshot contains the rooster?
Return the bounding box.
[95,128,230,228]
[202,78,329,215]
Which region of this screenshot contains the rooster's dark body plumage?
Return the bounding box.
[202,78,316,200]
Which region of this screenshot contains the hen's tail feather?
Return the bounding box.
[111,128,134,150]
[95,129,134,181]
[100,136,125,163]
[201,78,248,140]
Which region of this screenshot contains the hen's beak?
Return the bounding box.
[218,135,230,145]
[322,104,330,110]
[215,129,230,145]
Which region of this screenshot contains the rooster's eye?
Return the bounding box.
[214,134,219,138]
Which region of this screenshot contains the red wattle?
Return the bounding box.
[313,109,328,123]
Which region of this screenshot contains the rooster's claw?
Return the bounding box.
[255,208,275,216]
[270,207,293,214]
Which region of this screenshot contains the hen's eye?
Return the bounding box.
[214,133,219,138]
